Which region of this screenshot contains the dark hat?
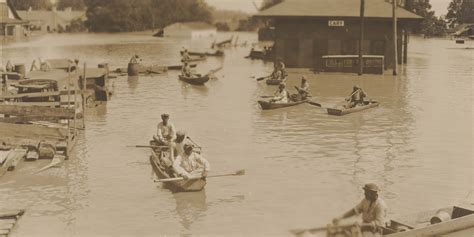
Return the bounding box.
[184,144,193,151]
[363,183,380,192]
[161,113,170,119]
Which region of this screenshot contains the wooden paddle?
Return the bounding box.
[306,101,322,107]
[127,145,169,149]
[186,136,202,149]
[256,76,270,81]
[155,169,245,183]
[291,223,372,236]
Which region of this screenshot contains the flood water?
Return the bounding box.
[0,32,472,236]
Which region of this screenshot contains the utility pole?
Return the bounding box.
[358,0,365,76]
[392,0,398,76]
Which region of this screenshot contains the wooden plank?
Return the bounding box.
[0,210,23,219]
[0,116,61,123]
[0,223,13,229]
[0,91,61,99]
[0,151,9,165]
[1,102,61,107]
[0,230,9,235]
[0,220,15,225]
[0,123,68,141]
[0,104,75,119]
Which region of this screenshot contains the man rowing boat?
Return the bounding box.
[271,83,290,104]
[173,144,210,180]
[292,76,310,101]
[332,183,388,237]
[345,85,367,108]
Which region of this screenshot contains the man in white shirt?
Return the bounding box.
[173,144,210,180]
[154,113,176,146]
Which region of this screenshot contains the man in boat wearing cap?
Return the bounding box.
[332,183,388,237]
[173,144,210,180]
[271,83,290,104]
[346,85,367,108]
[154,113,176,146]
[172,131,188,157]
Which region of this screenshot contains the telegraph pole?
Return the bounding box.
[392,0,398,76]
[358,0,365,76]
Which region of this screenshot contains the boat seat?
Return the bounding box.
[452,205,474,219]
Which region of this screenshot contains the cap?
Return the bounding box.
[161,113,170,119]
[176,130,186,137]
[363,183,380,192]
[302,76,307,81]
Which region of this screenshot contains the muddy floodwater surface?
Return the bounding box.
[0,33,473,236]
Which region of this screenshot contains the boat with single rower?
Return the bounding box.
[327,101,379,116]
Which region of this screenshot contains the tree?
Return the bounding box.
[57,0,86,11]
[11,0,52,10]
[152,0,214,28]
[446,0,474,27]
[404,0,447,36]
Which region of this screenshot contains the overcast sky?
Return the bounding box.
[205,0,450,16]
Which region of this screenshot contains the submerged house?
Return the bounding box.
[18,7,86,33]
[255,0,422,71]
[163,22,217,38]
[0,0,29,39]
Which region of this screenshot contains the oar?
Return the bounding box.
[186,136,202,149]
[155,169,245,182]
[127,145,168,149]
[291,223,372,236]
[260,95,274,98]
[256,76,270,81]
[306,101,322,107]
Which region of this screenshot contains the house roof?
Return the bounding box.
[256,0,422,19]
[7,0,22,20]
[165,21,216,30]
[17,10,86,24]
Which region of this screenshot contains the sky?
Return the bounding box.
[205,0,451,16]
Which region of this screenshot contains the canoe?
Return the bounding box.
[179,74,209,86]
[266,77,287,85]
[327,101,379,116]
[149,141,206,192]
[292,204,474,237]
[258,99,308,110]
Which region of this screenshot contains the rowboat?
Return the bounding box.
[292,203,474,237]
[179,74,210,86]
[189,50,224,57]
[266,77,287,85]
[327,101,379,116]
[149,141,206,192]
[186,55,207,62]
[258,99,308,110]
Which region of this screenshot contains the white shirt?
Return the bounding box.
[173,152,210,176]
[157,122,176,142]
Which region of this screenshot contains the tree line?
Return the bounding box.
[10,0,474,35]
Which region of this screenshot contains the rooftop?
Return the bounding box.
[256,0,422,19]
[165,21,216,30]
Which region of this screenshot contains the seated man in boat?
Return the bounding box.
[181,49,191,63]
[332,183,387,237]
[292,76,310,101]
[129,54,141,64]
[173,144,210,180]
[346,85,367,108]
[172,131,188,157]
[276,58,288,78]
[153,113,176,146]
[271,83,290,104]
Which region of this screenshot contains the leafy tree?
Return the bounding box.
[11,0,52,10]
[57,0,86,11]
[446,0,474,27]
[152,0,213,28]
[404,0,447,36]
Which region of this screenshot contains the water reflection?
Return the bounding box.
[173,191,208,233]
[127,76,139,91]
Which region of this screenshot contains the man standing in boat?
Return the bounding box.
[332,183,388,236]
[293,76,310,101]
[181,49,191,63]
[346,85,367,108]
[154,113,176,146]
[173,144,210,180]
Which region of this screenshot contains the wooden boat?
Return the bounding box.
[0,209,25,236]
[292,204,474,237]
[179,74,209,86]
[327,101,379,116]
[189,50,224,57]
[258,99,308,110]
[266,77,287,85]
[149,141,206,192]
[186,55,207,62]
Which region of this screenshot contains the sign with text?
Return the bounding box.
[328,20,344,27]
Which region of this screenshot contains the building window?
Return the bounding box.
[342,40,357,55]
[371,40,385,55]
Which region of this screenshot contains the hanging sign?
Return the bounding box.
[328,20,345,27]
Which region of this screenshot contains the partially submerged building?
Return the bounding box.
[17,7,86,33]
[163,22,217,38]
[255,0,422,71]
[0,0,29,39]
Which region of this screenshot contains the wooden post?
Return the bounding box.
[403,30,408,64]
[82,63,86,129]
[73,69,77,136]
[67,67,71,158]
[392,0,398,75]
[358,0,365,76]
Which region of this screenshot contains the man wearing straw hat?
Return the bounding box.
[332,183,388,236]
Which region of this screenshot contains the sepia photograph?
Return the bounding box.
[0,0,473,236]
